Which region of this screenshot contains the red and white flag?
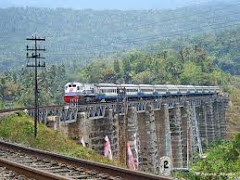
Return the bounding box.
[133,133,139,170]
[104,136,113,160]
[127,141,136,170]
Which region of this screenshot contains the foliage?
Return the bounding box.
[0,113,122,166]
[0,65,67,108]
[80,47,231,86]
[173,135,240,179]
[190,136,240,177]
[1,2,240,72]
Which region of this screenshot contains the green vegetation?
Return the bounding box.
[0,43,233,108]
[0,113,121,166]
[173,135,240,179]
[227,87,240,138]
[193,137,240,173]
[0,65,67,108]
[78,46,231,87]
[0,1,240,73]
[0,2,240,178]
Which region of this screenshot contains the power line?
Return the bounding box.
[46,9,240,54]
[1,7,240,58]
[1,21,240,59]
[122,2,240,31]
[72,2,240,51]
[46,20,240,56]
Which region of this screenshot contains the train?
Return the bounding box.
[63,82,220,103]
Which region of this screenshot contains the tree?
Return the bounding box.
[122,57,132,83]
[132,71,152,84]
[114,59,120,74]
[180,62,204,85]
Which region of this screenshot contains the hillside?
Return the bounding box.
[0,0,221,10]
[1,0,240,71]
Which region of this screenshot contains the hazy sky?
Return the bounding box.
[0,0,220,10]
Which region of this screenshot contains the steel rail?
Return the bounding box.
[0,157,72,180]
[0,104,64,113]
[0,140,173,180]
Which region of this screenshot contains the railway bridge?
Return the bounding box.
[28,93,228,175]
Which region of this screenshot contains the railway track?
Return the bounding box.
[0,164,30,180]
[0,140,173,180]
[0,94,218,114]
[0,157,70,180]
[0,104,64,114]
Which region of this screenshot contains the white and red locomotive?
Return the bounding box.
[64,82,220,103]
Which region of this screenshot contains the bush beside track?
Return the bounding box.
[0,113,123,167]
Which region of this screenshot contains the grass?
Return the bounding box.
[0,113,122,167]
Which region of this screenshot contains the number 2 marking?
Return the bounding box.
[164,160,169,169]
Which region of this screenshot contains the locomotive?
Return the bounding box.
[64,82,220,103]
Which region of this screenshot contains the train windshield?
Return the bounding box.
[68,84,77,87]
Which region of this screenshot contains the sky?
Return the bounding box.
[0,0,220,10]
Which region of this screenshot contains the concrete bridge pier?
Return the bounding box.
[138,104,159,174]
[127,107,140,169]
[169,104,183,168]
[197,104,208,150]
[116,113,125,163]
[155,104,172,161]
[213,101,221,140]
[65,112,90,145]
[180,105,189,168]
[206,101,215,144]
[104,108,119,156]
[218,101,228,139]
[67,112,84,141]
[89,108,118,156]
[202,103,209,148]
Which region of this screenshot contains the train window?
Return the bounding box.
[69,85,72,87]
[169,89,177,91]
[100,89,117,93]
[127,89,137,92]
[77,86,80,90]
[142,89,153,92]
[73,84,76,87]
[180,88,186,91]
[156,89,166,92]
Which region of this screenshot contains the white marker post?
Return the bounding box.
[160,156,172,176]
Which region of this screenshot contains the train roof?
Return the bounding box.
[138,84,154,87]
[65,82,220,89]
[120,84,139,87]
[96,83,117,87]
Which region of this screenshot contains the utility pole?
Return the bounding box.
[26,34,46,138]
